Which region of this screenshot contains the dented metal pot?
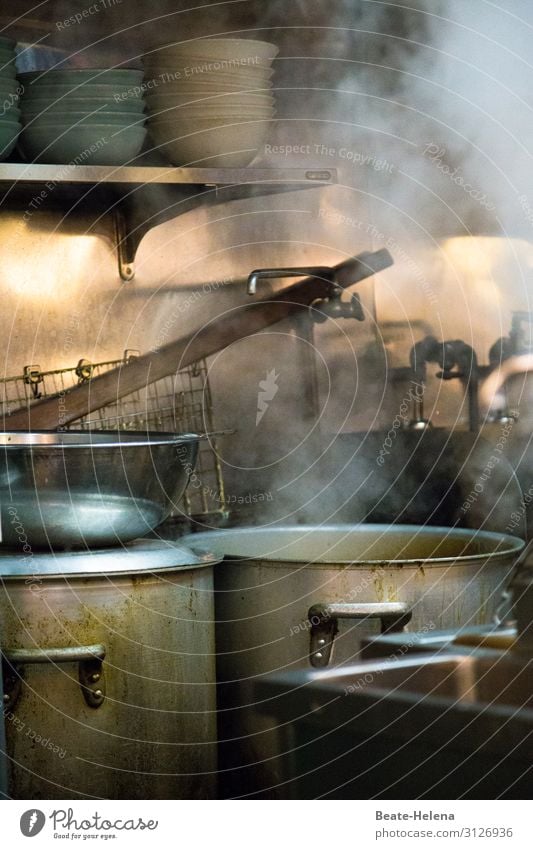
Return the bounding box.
[0,540,220,799]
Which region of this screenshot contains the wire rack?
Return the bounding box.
[0,351,227,524]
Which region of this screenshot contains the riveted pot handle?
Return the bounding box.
[3,644,105,665]
[2,644,106,710]
[308,602,412,668]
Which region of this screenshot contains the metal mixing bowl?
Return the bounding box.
[0,431,199,548]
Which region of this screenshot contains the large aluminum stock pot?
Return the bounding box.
[0,431,199,548]
[188,524,524,797]
[0,540,220,799]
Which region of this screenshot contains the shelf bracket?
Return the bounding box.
[114,208,137,282]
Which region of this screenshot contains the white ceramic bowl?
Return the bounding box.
[143,78,273,94]
[148,116,271,167]
[144,66,274,85]
[148,107,275,123]
[145,91,273,108]
[143,58,274,76]
[145,38,278,63]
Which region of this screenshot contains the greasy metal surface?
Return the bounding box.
[189,524,523,798]
[0,538,218,576]
[0,431,199,547]
[1,555,217,799]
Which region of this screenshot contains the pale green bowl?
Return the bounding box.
[20,83,144,100]
[24,112,145,127]
[21,96,145,115]
[19,124,147,164]
[19,68,144,86]
[0,121,20,160]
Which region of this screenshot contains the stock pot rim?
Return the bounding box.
[190,523,525,566]
[0,539,220,577]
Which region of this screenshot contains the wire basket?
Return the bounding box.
[0,351,227,524]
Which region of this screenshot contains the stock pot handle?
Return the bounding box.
[4,644,105,664]
[2,644,106,710]
[308,602,412,668]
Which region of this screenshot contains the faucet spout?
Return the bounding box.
[480,354,533,413]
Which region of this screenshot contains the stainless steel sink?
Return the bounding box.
[312,652,533,710]
[360,625,517,661]
[256,650,533,799]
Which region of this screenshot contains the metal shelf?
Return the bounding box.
[0,163,337,279]
[0,163,336,186]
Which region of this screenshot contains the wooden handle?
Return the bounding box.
[6,249,393,430]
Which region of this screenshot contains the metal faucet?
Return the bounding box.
[245,250,393,297]
[246,266,334,296]
[480,354,533,413]
[408,336,440,429]
[408,336,480,431]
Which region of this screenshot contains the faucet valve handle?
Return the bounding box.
[309,290,364,323]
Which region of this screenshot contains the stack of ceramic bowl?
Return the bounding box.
[0,36,21,160]
[143,38,277,167]
[18,69,147,164]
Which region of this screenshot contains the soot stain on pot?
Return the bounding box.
[387,585,398,602]
[373,573,384,602]
[3,590,130,649]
